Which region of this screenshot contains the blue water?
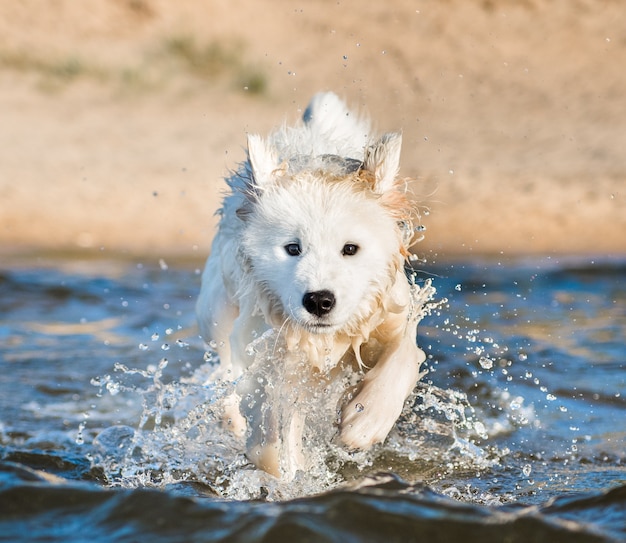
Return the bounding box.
[0,254,624,542]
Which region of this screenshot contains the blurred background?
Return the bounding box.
[1,0,624,258]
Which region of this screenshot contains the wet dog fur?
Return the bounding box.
[196,92,426,478]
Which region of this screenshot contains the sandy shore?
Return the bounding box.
[1,0,624,259]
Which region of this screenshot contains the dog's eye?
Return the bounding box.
[342,243,359,256]
[285,243,302,256]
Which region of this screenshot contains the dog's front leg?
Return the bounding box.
[339,318,425,450]
[238,370,282,476]
[240,351,307,479]
[220,297,268,437]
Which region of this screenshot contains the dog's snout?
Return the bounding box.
[302,290,336,317]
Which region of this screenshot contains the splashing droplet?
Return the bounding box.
[479,357,493,370]
[75,421,86,445]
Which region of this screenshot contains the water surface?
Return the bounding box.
[0,254,624,541]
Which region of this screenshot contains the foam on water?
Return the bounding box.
[87,278,508,501]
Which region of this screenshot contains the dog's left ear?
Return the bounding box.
[247,134,282,187]
[364,132,402,194]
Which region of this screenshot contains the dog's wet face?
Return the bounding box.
[241,175,400,333]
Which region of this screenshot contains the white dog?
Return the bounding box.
[197,92,429,478]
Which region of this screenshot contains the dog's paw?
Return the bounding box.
[247,441,282,478]
[340,340,425,450]
[247,435,305,480]
[339,382,404,450]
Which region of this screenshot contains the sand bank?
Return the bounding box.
[1,0,624,258]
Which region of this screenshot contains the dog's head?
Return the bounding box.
[238,133,415,334]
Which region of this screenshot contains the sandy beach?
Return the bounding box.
[1,0,624,259]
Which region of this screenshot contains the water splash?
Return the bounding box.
[87,278,502,500]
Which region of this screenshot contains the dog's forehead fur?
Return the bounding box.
[242,170,399,246]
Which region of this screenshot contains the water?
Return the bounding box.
[0,253,624,541]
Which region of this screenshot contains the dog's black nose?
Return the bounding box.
[302,290,336,317]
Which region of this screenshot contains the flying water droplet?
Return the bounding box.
[75,421,86,445]
[479,357,493,370]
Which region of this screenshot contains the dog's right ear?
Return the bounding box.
[247,134,281,187]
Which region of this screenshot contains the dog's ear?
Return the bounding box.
[247,134,280,187]
[364,132,402,194]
